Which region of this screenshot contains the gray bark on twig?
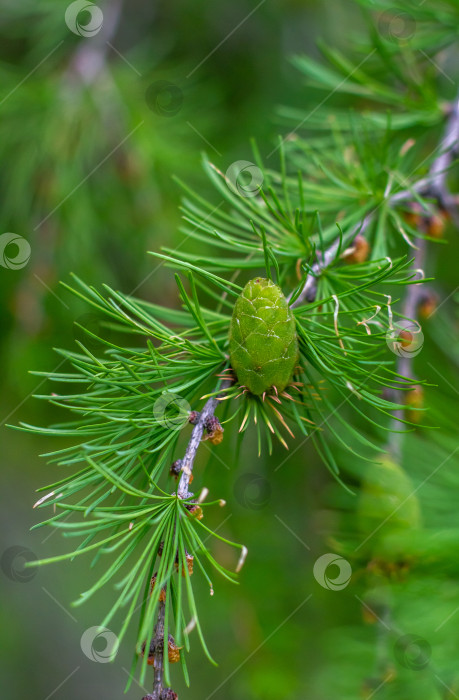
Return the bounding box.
[145,378,232,700]
[290,98,459,308]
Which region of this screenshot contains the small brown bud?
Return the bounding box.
[185,503,203,520]
[170,459,182,478]
[188,410,200,425]
[161,689,178,700]
[167,635,182,664]
[185,552,194,576]
[406,385,423,408]
[427,212,446,239]
[150,573,166,602]
[170,460,193,483]
[142,635,181,666]
[406,385,424,423]
[173,548,194,577]
[141,639,158,665]
[418,292,438,319]
[343,234,370,264]
[403,202,423,228]
[203,415,224,445]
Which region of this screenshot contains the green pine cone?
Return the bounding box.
[229,278,299,395]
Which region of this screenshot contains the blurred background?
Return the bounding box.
[1,1,459,699]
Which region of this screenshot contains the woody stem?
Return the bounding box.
[144,377,231,700]
[291,96,459,307]
[177,379,232,499]
[151,600,166,700]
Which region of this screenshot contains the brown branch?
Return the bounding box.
[427,97,459,198]
[142,379,231,700]
[290,212,374,305]
[290,97,459,308]
[389,94,459,456]
[389,237,427,455]
[152,600,166,700]
[177,380,231,499]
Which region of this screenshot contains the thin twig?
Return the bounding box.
[291,98,459,307]
[177,380,231,499]
[389,93,459,458]
[290,213,374,305]
[389,238,426,459]
[145,379,232,700]
[151,601,166,700]
[428,97,459,198]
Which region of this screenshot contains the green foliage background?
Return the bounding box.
[1,1,459,699]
